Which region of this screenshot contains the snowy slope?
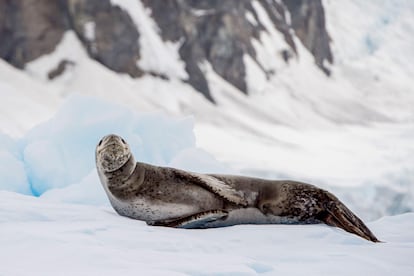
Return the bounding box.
[0,60,62,135]
[324,0,414,121]
[0,95,411,221]
[1,191,413,276]
[0,0,413,219]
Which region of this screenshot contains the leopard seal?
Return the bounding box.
[96,134,379,242]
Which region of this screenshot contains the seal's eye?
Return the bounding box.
[98,139,103,146]
[121,138,126,144]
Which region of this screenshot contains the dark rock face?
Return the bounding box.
[142,0,264,100]
[47,59,75,80]
[0,0,67,68]
[283,0,333,74]
[258,0,297,54]
[0,0,142,77]
[66,0,143,77]
[0,0,333,102]
[145,0,334,99]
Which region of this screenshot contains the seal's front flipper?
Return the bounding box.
[320,201,380,242]
[171,169,248,206]
[147,210,229,229]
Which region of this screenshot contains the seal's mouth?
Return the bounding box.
[98,151,131,173]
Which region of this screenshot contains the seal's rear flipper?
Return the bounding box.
[320,201,380,242]
[147,210,229,229]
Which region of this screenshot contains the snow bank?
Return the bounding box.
[0,95,226,202]
[0,133,31,194]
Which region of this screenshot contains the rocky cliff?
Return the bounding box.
[0,0,332,102]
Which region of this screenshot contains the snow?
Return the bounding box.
[244,54,268,95]
[110,0,188,80]
[25,31,87,82]
[251,0,291,72]
[6,95,209,198]
[245,11,258,26]
[83,21,96,42]
[0,191,413,276]
[0,150,30,195]
[323,0,414,121]
[0,60,61,136]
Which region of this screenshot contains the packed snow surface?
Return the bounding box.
[1,191,413,276]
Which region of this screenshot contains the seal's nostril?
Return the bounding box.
[104,155,111,162]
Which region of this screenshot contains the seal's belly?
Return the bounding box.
[111,196,205,221]
[204,208,318,228]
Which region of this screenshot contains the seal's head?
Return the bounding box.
[96,134,132,173]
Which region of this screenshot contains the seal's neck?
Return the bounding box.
[104,155,146,199]
[105,154,136,181]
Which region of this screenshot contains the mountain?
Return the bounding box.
[1,0,413,129]
[0,0,332,102]
[0,0,413,219]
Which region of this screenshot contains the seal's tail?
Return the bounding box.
[320,199,380,242]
